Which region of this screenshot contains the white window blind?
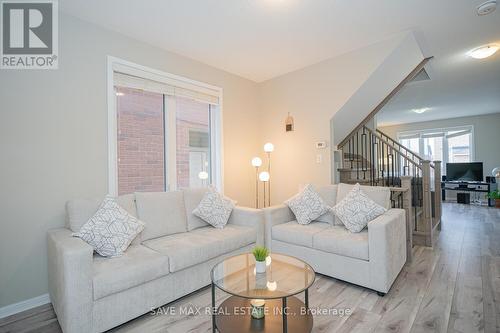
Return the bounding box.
[113,65,220,105]
[446,129,471,139]
[397,125,474,175]
[398,133,420,140]
[421,132,444,139]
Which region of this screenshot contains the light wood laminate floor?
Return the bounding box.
[1,203,499,333]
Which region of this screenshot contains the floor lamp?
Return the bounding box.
[263,143,274,207]
[259,171,270,208]
[251,157,262,208]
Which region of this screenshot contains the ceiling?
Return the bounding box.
[376,50,500,126]
[61,0,500,121]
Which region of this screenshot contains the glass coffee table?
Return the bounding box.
[210,253,315,333]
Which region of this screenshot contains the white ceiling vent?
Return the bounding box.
[477,1,497,15]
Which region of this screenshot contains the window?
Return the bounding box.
[397,126,474,175]
[422,134,443,163]
[447,131,472,163]
[400,136,419,154]
[108,57,222,196]
[116,87,165,194]
[175,97,211,189]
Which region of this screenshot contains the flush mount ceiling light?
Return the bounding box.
[412,108,430,114]
[468,44,499,59]
[115,92,125,96]
[477,1,497,15]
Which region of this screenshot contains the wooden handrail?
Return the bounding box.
[376,128,436,169]
[389,187,407,192]
[337,57,433,148]
[360,126,422,169]
[376,129,423,162]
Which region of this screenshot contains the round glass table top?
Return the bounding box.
[210,253,315,300]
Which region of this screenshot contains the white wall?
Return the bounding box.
[331,33,425,146]
[0,13,260,308]
[257,34,425,203]
[378,113,500,178]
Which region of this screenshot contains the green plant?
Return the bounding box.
[252,246,269,262]
[486,190,500,200]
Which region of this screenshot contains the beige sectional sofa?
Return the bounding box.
[47,188,263,333]
[264,183,406,295]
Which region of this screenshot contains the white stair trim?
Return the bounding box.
[0,293,50,319]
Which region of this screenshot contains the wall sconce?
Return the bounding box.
[285,113,294,132]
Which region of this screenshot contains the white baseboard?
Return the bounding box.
[0,294,51,319]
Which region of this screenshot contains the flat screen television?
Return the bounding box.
[446,162,483,182]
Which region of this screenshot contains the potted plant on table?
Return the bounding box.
[252,246,269,273]
[487,190,500,208]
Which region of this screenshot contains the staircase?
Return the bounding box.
[337,125,442,249]
[334,57,441,251]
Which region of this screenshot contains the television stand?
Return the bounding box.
[441,181,497,207]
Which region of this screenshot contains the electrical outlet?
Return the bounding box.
[316,154,322,164]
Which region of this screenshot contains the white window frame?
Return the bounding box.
[397,125,475,173]
[106,56,224,195]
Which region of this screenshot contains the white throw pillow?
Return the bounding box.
[331,183,386,233]
[285,184,329,225]
[73,195,145,257]
[192,189,235,229]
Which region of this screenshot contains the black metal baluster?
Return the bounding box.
[378,137,382,185]
[361,127,368,180]
[396,151,399,183]
[391,148,395,186]
[381,141,385,186]
[387,143,390,187]
[349,138,354,169]
[356,131,359,181]
[370,133,374,186]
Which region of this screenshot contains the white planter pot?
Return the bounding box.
[255,260,266,273]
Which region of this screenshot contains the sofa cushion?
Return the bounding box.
[116,194,137,217]
[143,225,256,272]
[66,194,141,245]
[66,198,100,232]
[92,245,170,300]
[332,184,386,233]
[285,184,329,225]
[337,183,391,210]
[315,185,338,224]
[192,189,235,229]
[183,188,210,231]
[135,191,187,241]
[73,196,145,257]
[313,225,369,260]
[272,221,331,248]
[66,194,137,232]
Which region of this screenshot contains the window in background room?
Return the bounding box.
[422,134,444,163]
[447,131,472,163]
[398,126,473,175]
[109,59,222,196]
[399,136,420,155]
